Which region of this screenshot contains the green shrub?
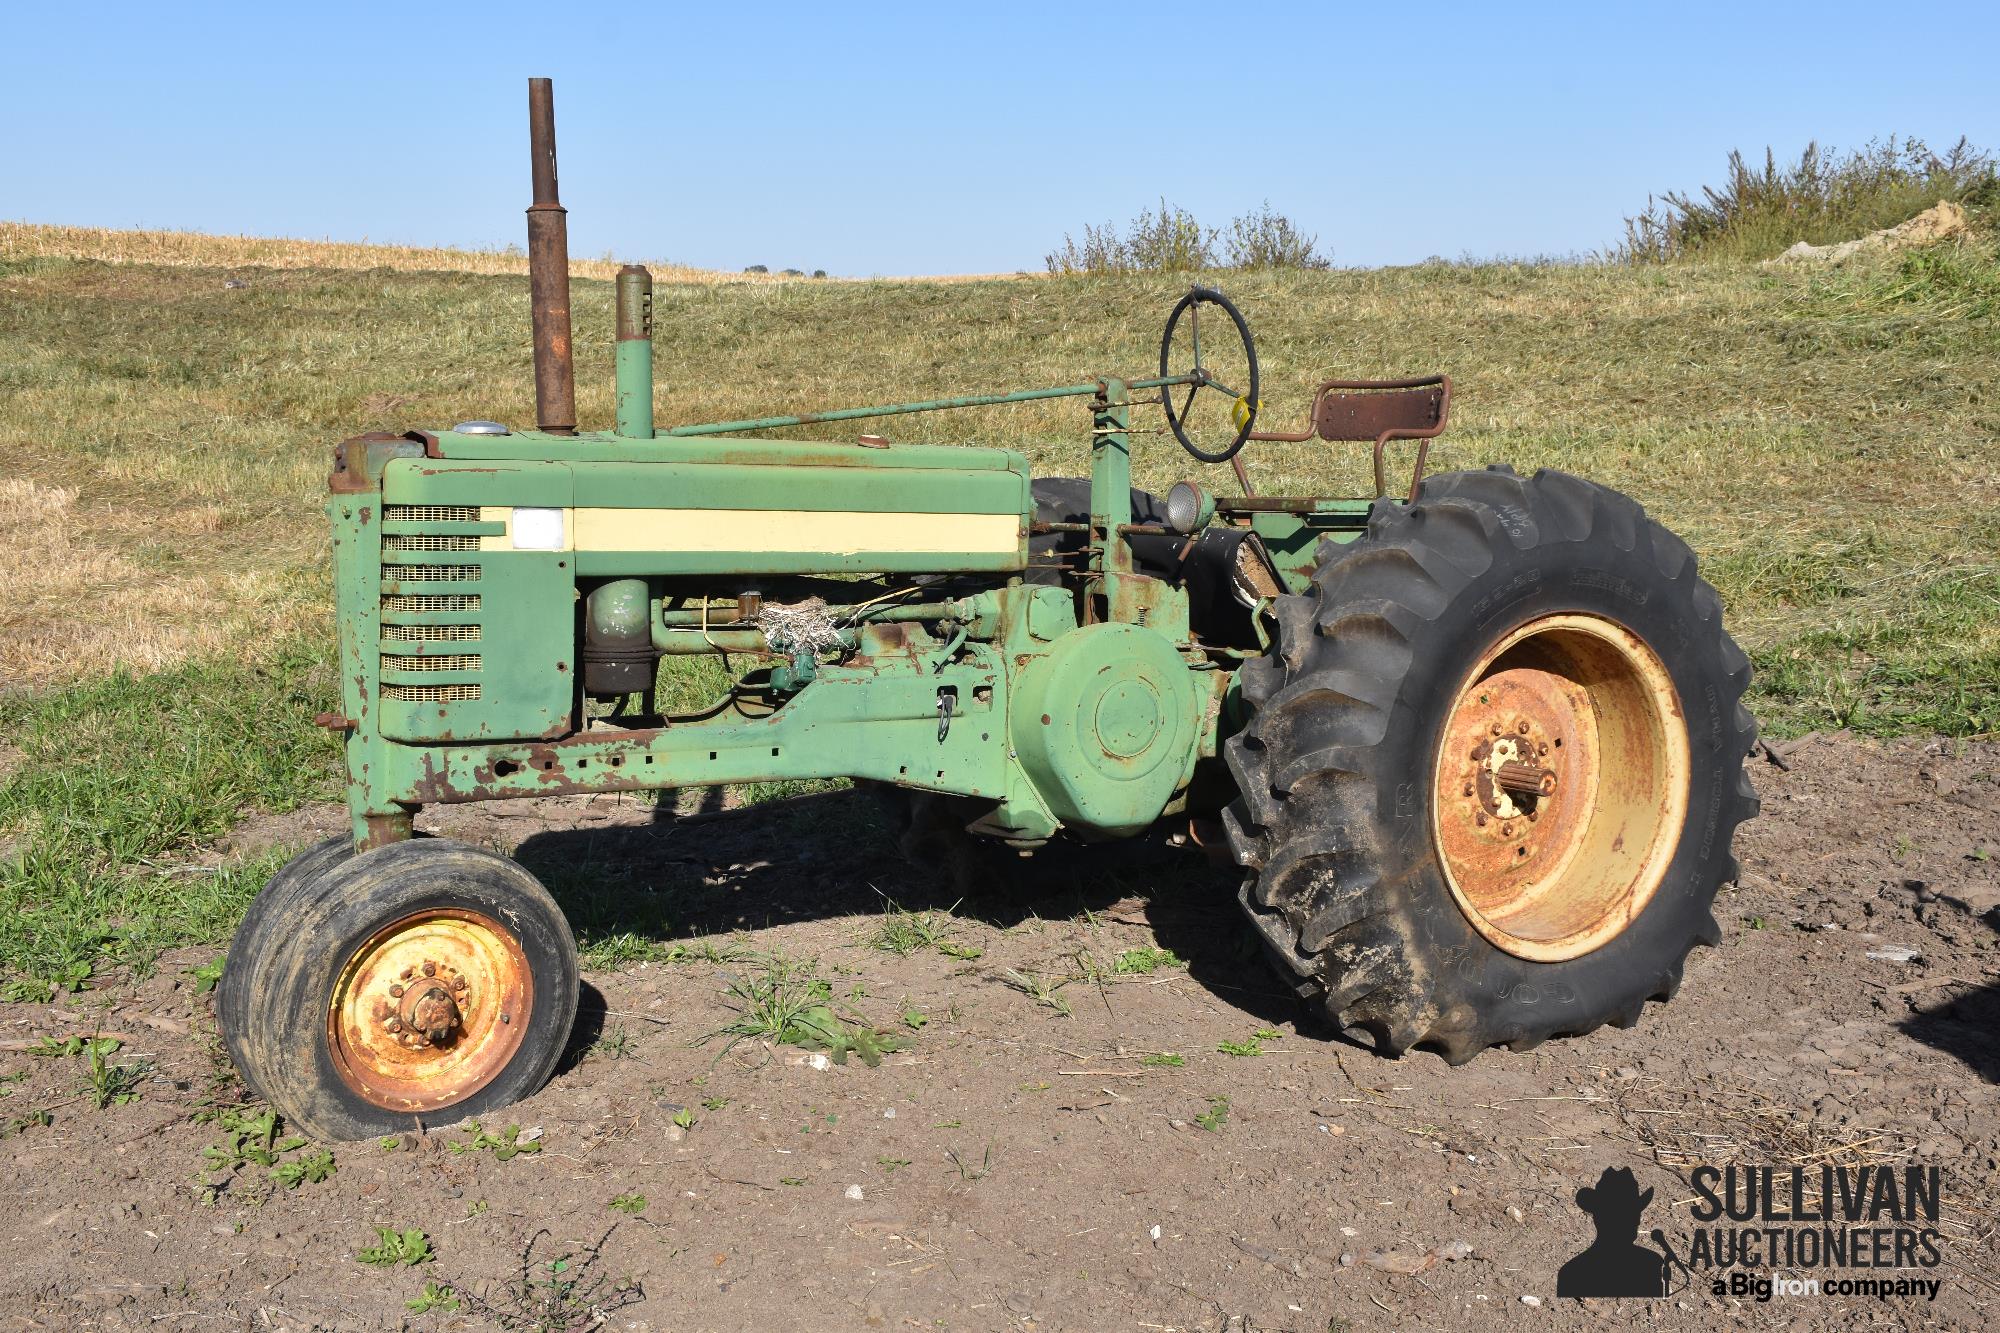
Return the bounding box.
[1222,202,1330,270]
[1616,136,1996,264]
[1044,221,1129,275]
[1046,201,1326,274]
[1123,200,1216,272]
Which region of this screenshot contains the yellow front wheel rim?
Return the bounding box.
[327,908,533,1111]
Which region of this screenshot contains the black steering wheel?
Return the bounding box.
[1159,286,1259,464]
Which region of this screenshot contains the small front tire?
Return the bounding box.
[219,838,578,1141]
[218,834,353,1105]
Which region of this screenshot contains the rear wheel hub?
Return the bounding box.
[1431,613,1689,962]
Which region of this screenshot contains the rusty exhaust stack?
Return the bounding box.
[526,77,576,435]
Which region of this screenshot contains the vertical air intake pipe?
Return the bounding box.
[615,265,655,439]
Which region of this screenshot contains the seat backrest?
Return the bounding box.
[1314,379,1447,443]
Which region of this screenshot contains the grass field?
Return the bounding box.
[1,223,1996,985]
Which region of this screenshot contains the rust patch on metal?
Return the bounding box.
[1310,383,1445,443]
[330,432,426,494]
[526,78,576,436]
[359,810,414,852]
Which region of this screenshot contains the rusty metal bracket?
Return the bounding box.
[1248,375,1451,502]
[329,431,429,494]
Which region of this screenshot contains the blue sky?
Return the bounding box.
[10,1,1996,275]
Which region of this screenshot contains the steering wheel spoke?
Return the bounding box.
[1160,287,1258,464]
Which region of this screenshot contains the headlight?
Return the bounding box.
[1164,480,1214,535]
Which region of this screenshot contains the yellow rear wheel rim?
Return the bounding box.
[1430,613,1689,962]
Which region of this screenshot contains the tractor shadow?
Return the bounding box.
[1898,906,2000,1083]
[508,785,1318,1035]
[558,979,610,1075]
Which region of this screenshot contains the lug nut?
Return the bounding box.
[452,977,468,992]
[1537,742,1549,755]
[1517,720,1530,734]
[1475,813,1488,827]
[389,983,404,997]
[1490,722,1503,736]
[1527,808,1540,822]
[385,1018,403,1032]
[1463,784,1475,797]
[1502,823,1515,837]
[422,962,437,977]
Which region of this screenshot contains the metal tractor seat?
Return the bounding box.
[1248,375,1451,501]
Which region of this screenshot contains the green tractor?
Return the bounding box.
[219,81,1758,1140]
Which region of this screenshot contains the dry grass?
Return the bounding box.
[1,221,769,284]
[1,231,1994,732]
[1623,1074,1922,1177]
[0,222,1026,285]
[0,478,258,687]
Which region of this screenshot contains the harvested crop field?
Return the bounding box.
[1,734,1996,1330]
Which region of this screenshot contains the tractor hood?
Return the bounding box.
[369,428,1033,578]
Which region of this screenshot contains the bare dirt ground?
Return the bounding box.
[2,736,1996,1332]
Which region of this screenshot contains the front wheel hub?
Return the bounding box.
[1431,613,1689,962]
[401,977,464,1045]
[328,908,532,1110]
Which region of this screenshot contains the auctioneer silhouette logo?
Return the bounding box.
[1556,1167,1681,1297]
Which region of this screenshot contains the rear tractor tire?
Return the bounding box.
[217,838,579,1141]
[1223,466,1758,1062]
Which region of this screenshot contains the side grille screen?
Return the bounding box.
[380,653,481,673]
[382,563,481,582]
[383,683,482,702]
[383,533,480,552]
[380,509,486,717]
[383,624,481,642]
[381,593,482,614]
[384,505,480,523]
